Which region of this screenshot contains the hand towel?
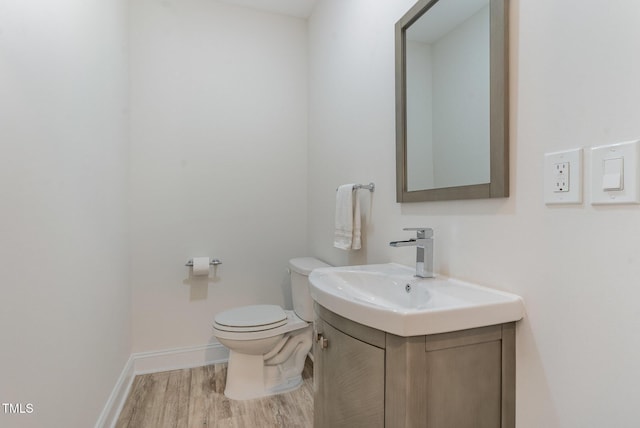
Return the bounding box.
[334,184,362,250]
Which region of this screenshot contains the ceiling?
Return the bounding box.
[216,0,318,18]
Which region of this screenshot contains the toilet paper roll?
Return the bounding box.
[192,257,210,276]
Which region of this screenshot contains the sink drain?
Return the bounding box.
[405,284,412,293]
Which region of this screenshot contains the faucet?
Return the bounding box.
[389,228,434,278]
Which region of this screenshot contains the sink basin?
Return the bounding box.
[308,263,524,337]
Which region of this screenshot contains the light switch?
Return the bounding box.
[602,158,623,191]
[591,140,640,205]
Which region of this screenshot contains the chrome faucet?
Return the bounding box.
[389,228,434,278]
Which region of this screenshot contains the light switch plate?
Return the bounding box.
[591,140,640,205]
[544,148,583,204]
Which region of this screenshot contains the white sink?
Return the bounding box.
[308,263,524,337]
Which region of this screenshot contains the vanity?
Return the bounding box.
[309,264,524,428]
[312,0,519,421]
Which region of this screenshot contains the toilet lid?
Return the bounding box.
[214,305,288,332]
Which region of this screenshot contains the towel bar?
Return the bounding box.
[336,182,375,192]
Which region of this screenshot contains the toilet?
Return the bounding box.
[212,257,329,400]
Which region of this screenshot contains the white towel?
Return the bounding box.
[334,184,361,250]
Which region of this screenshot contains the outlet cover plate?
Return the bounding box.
[544,148,583,204]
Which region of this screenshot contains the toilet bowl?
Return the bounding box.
[212,257,330,400]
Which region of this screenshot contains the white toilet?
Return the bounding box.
[212,257,329,400]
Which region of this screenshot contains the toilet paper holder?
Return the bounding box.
[185,258,222,267]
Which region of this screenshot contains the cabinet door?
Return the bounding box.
[425,339,502,428]
[314,319,385,428]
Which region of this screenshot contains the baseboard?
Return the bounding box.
[95,342,229,428]
[133,342,229,375]
[94,355,135,428]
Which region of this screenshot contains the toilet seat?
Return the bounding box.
[214,305,288,333]
[213,309,309,341]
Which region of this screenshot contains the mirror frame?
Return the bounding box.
[395,0,509,202]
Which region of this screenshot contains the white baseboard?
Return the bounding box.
[94,355,135,428]
[96,342,229,428]
[133,342,229,375]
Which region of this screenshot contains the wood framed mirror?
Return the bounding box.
[395,0,509,202]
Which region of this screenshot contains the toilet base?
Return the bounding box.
[222,326,312,400]
[223,353,306,401]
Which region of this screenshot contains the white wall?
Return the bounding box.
[129,0,308,353]
[0,1,131,427]
[309,0,640,427]
[431,5,489,188]
[406,6,490,190]
[406,40,434,190]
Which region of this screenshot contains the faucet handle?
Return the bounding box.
[403,227,433,238]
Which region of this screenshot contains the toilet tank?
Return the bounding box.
[288,257,330,322]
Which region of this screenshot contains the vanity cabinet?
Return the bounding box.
[313,303,515,428]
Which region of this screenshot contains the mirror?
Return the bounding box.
[395,0,509,202]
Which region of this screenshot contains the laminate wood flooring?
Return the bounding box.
[115,359,314,428]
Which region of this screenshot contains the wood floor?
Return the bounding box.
[115,359,314,428]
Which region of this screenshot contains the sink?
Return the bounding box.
[308,263,524,336]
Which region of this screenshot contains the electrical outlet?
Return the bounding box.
[554,162,569,192]
[545,149,582,204]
